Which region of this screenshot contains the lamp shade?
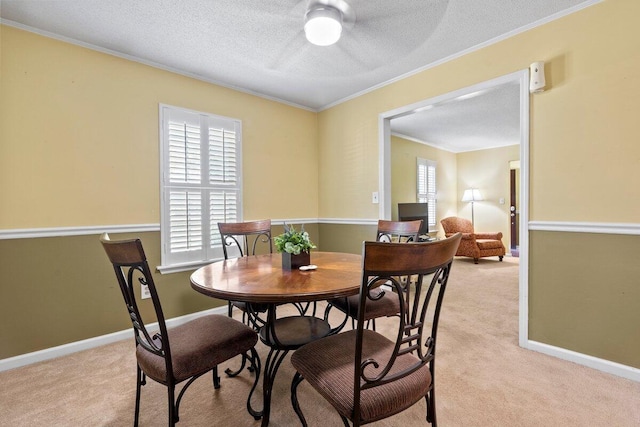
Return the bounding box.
[462,188,484,202]
[304,6,343,46]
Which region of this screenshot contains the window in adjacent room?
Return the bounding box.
[159,105,242,271]
[417,158,436,228]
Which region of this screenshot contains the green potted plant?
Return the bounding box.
[274,223,316,270]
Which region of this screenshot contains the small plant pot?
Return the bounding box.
[282,252,311,270]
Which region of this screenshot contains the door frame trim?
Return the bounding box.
[378,69,531,346]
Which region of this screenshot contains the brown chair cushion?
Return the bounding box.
[136,314,257,384]
[291,329,431,424]
[329,290,400,321]
[476,239,504,250]
[231,301,269,313]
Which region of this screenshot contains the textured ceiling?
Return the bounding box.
[392,82,521,153]
[2,0,598,151]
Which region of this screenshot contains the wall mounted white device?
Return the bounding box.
[529,61,546,93]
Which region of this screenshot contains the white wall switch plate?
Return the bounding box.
[372,192,379,204]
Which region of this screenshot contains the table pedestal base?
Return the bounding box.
[256,314,333,426]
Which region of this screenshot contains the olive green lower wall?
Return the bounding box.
[4,224,640,372]
[318,223,377,255]
[530,231,640,368]
[0,232,220,359]
[0,223,321,360]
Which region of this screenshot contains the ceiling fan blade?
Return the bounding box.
[265,29,311,71]
[232,0,307,18]
[262,0,450,76]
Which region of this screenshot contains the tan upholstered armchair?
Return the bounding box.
[440,216,505,263]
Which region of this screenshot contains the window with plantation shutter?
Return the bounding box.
[417,158,436,228]
[159,105,242,271]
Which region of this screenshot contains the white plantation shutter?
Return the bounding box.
[160,105,242,268]
[417,158,437,228]
[209,190,238,248]
[169,121,201,183]
[169,190,203,253]
[209,127,237,184]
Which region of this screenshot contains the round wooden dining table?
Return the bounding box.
[190,251,362,303]
[190,251,362,426]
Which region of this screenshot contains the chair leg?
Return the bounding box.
[168,385,177,426]
[224,354,248,377]
[174,373,207,423]
[426,389,437,426]
[213,365,221,389]
[499,256,504,261]
[134,366,144,427]
[291,372,308,427]
[473,258,479,264]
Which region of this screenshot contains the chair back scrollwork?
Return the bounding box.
[218,219,272,259]
[376,219,422,243]
[100,234,172,370]
[355,234,462,395]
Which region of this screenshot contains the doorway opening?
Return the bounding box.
[378,69,530,346]
[510,160,520,257]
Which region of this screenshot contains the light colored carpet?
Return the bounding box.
[1,256,639,426]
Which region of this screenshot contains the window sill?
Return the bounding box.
[157,257,223,274]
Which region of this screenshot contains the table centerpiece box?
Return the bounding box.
[274,224,316,270]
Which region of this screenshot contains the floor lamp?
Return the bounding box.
[462,188,484,227]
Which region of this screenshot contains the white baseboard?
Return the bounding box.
[0,306,227,373]
[4,307,639,383]
[525,340,640,382]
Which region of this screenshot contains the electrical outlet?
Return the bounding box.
[141,284,151,299]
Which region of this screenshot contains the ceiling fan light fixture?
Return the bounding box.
[304,6,343,46]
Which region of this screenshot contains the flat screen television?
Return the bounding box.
[398,202,429,236]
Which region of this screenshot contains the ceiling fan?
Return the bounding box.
[260,0,450,77]
[303,0,356,46]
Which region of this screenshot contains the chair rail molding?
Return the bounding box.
[0,224,160,240]
[528,221,640,235]
[0,219,379,240]
[318,218,378,225]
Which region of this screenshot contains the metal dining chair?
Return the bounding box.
[218,219,273,330]
[100,233,261,425]
[291,233,462,427]
[325,219,423,330]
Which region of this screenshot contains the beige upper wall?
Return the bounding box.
[391,135,518,245]
[390,135,457,235]
[5,0,639,228]
[319,0,640,223]
[0,26,319,229]
[457,145,520,248]
[317,102,380,219]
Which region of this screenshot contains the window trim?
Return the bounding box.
[417,157,437,228]
[158,104,243,272]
